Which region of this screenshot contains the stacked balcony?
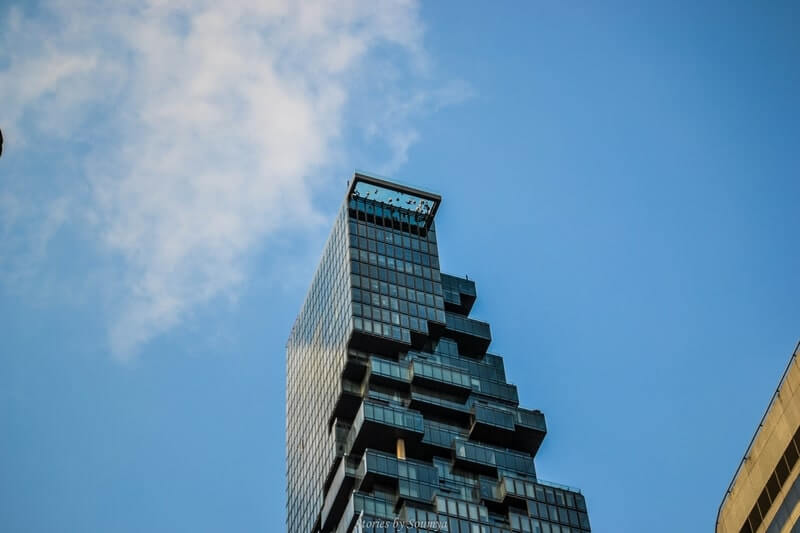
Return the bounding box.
[441,273,477,315]
[320,455,359,531]
[410,359,473,395]
[294,175,591,533]
[345,399,424,456]
[469,404,547,455]
[409,390,472,425]
[357,449,440,506]
[440,311,492,354]
[513,407,547,455]
[421,421,468,451]
[453,438,537,477]
[325,257,590,532]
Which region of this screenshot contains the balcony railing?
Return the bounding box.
[472,378,519,404]
[422,422,467,449]
[443,311,492,354]
[320,456,359,531]
[446,312,491,339]
[515,407,546,432]
[441,273,477,314]
[333,492,397,533]
[357,449,439,505]
[345,399,424,455]
[453,439,536,476]
[369,357,410,383]
[410,390,471,415]
[473,403,516,431]
[411,359,473,393]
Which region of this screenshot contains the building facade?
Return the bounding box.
[287,173,591,533]
[717,343,800,533]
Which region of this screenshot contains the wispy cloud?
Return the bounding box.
[0,0,469,358]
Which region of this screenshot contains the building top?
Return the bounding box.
[348,170,441,228]
[716,341,800,533]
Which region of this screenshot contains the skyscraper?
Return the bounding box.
[716,343,800,533]
[287,172,592,533]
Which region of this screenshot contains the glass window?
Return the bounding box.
[548,505,558,521]
[536,503,548,518]
[468,504,478,521]
[525,482,536,499]
[568,510,579,527]
[448,499,458,515]
[575,494,586,511]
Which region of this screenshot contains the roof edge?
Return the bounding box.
[715,340,800,532]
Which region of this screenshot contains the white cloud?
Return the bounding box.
[0,0,468,359]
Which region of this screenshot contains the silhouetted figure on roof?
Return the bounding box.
[0,128,3,158]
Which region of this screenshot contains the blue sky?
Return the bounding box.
[1,1,799,532]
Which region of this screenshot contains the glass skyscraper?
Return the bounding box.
[287,172,591,533]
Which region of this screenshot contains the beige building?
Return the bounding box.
[717,342,800,533]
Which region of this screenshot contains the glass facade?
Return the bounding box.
[287,172,591,533]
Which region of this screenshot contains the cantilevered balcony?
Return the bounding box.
[333,492,397,533]
[329,350,370,428]
[418,348,507,383]
[469,404,547,455]
[329,377,365,429]
[356,449,439,506]
[320,455,359,532]
[498,475,535,508]
[409,389,472,425]
[513,407,547,455]
[345,399,424,456]
[453,439,536,477]
[421,421,468,451]
[472,377,519,404]
[470,403,516,444]
[367,357,411,389]
[349,325,417,355]
[410,359,473,396]
[478,475,504,504]
[440,311,492,354]
[441,273,477,315]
